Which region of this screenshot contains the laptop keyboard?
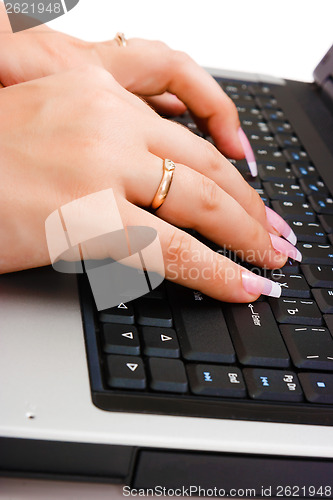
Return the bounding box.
[79,78,333,425]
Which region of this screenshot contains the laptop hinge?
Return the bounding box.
[313,44,333,104]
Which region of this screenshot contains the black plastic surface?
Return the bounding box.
[133,449,333,498]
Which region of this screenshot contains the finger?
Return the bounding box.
[147,116,297,242]
[142,92,187,116]
[123,154,300,269]
[117,197,281,302]
[99,39,244,159]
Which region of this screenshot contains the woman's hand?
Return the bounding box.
[0,67,301,301]
[0,2,244,160]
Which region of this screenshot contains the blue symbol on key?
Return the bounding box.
[300,168,307,175]
[260,376,270,387]
[309,184,318,192]
[319,201,326,208]
[203,372,213,382]
[317,382,326,388]
[292,153,300,160]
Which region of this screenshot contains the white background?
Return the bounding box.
[1,0,333,498]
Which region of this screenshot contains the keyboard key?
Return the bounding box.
[135,299,173,328]
[167,284,235,363]
[258,163,295,182]
[280,325,333,370]
[280,259,300,274]
[243,368,303,402]
[106,355,146,390]
[248,84,272,96]
[302,264,333,288]
[283,148,309,163]
[297,242,333,265]
[187,364,246,398]
[254,149,285,165]
[299,178,329,196]
[324,314,333,335]
[248,132,277,148]
[262,109,285,122]
[142,327,180,358]
[102,324,140,355]
[263,181,305,202]
[99,302,135,324]
[291,162,317,179]
[269,271,310,298]
[271,200,316,222]
[148,357,188,393]
[269,298,323,325]
[224,302,290,367]
[309,194,333,215]
[241,119,270,134]
[275,133,300,149]
[255,96,278,109]
[298,372,333,404]
[312,289,333,314]
[269,120,293,134]
[289,221,326,244]
[319,214,333,234]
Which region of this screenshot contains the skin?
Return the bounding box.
[0,2,290,301]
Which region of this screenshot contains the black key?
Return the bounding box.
[298,372,333,404]
[258,163,295,182]
[291,162,317,179]
[142,327,180,358]
[269,298,323,325]
[236,105,263,119]
[269,120,293,134]
[281,325,333,370]
[135,298,173,328]
[289,221,326,244]
[262,109,285,122]
[99,302,135,324]
[187,365,246,398]
[255,96,278,109]
[329,234,333,246]
[243,368,303,402]
[255,187,270,206]
[228,158,261,188]
[229,94,254,106]
[241,118,270,134]
[224,302,290,367]
[271,200,316,222]
[167,284,235,363]
[269,271,310,298]
[309,194,333,215]
[248,83,272,96]
[263,181,305,202]
[148,357,188,393]
[299,178,329,196]
[142,282,166,300]
[319,214,333,234]
[254,149,285,165]
[297,242,333,265]
[302,264,333,288]
[106,355,146,389]
[324,314,333,335]
[275,133,300,149]
[102,324,140,355]
[280,259,300,274]
[283,148,309,163]
[248,132,277,148]
[313,289,333,314]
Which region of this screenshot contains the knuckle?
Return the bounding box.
[165,229,193,264]
[172,49,192,67]
[198,175,220,212]
[204,141,223,174]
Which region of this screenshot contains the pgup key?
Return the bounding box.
[269,298,323,325]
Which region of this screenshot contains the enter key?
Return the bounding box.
[224,302,290,368]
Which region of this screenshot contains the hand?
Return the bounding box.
[0,3,244,160]
[0,67,301,301]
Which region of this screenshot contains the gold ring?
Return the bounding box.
[151,159,176,211]
[114,32,127,47]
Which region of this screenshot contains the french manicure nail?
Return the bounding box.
[242,271,281,298]
[237,127,258,177]
[265,206,297,245]
[269,233,302,262]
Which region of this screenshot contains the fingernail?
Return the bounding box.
[269,233,302,262]
[242,271,281,298]
[265,206,297,245]
[237,127,258,177]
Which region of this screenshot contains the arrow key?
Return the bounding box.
[149,358,188,393]
[99,302,135,324]
[142,327,180,358]
[106,355,146,390]
[102,324,140,355]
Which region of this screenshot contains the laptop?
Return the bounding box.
[1,44,333,497]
